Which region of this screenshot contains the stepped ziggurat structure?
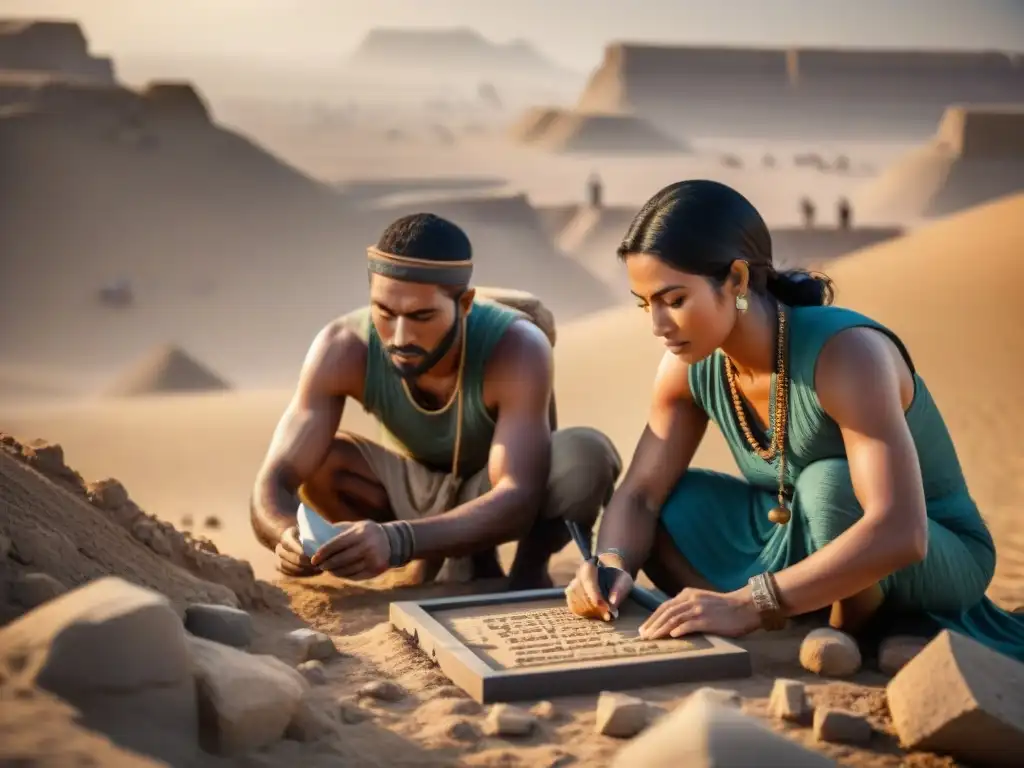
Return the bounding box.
[576,43,1024,139]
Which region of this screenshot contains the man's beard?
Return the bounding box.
[387,310,462,381]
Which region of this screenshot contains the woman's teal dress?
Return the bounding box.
[660,304,1024,661]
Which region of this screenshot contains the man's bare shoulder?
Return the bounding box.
[484,318,553,391]
[300,318,369,398]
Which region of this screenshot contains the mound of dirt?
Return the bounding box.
[104,344,231,397]
[0,433,285,626]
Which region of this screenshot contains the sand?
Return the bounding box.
[3,193,1023,765]
[3,18,1023,762]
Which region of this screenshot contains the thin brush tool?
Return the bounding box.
[564,520,666,615]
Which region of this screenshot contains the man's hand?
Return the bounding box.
[310,520,392,580]
[275,526,319,577]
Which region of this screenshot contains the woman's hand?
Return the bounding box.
[638,587,761,639]
[565,559,634,621]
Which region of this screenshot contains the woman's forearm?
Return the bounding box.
[736,515,924,616]
[594,489,661,576]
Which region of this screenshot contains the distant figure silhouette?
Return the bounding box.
[587,173,603,209]
[837,197,853,230]
[800,196,816,229]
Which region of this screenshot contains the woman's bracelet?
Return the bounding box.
[748,571,787,631]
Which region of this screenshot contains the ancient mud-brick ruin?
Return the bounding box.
[0,20,115,83]
[576,43,1024,139]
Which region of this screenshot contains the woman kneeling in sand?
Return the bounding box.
[565,179,1024,661]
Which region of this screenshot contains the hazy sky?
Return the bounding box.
[2,0,1022,70]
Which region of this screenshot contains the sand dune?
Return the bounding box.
[104,344,232,397]
[854,105,1024,221]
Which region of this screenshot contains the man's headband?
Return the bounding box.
[367,245,473,285]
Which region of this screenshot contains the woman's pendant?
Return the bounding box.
[768,505,791,525]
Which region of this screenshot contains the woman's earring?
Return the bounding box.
[735,294,749,312]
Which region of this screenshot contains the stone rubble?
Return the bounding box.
[611,693,839,767]
[297,660,327,686]
[284,627,337,664]
[595,691,649,738]
[184,603,254,649]
[768,678,813,723]
[877,634,929,676]
[188,635,308,755]
[799,627,863,677]
[483,703,537,737]
[813,708,873,745]
[357,679,406,702]
[885,629,1024,767]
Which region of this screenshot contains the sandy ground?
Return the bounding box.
[2,60,1022,763]
[3,191,1023,765]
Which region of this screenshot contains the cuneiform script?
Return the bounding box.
[447,605,697,669]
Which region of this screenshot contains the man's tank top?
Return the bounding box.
[339,299,523,477]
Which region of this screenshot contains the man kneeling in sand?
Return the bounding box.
[250,213,622,589]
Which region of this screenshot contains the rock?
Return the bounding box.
[0,576,199,766]
[768,679,812,723]
[285,628,336,663]
[878,635,929,676]
[611,695,839,767]
[357,679,406,702]
[427,684,468,699]
[10,572,67,609]
[184,603,253,649]
[285,695,337,742]
[483,704,537,737]
[189,635,308,755]
[204,515,222,529]
[431,716,480,742]
[297,660,327,686]
[813,708,872,744]
[1,531,12,559]
[531,700,558,720]
[886,630,1024,767]
[337,698,373,724]
[690,687,742,709]
[799,628,862,677]
[596,691,649,738]
[85,478,129,511]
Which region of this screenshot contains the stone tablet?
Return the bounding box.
[389,588,751,703]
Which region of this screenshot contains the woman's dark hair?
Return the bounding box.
[617,180,834,307]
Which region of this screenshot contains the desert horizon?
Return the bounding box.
[2,6,1024,767]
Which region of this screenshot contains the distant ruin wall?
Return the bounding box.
[936,106,1024,158]
[575,42,1024,137]
[0,20,115,84]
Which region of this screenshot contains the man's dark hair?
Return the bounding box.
[376,213,472,263]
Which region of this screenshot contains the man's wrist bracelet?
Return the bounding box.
[597,548,629,568]
[381,520,416,568]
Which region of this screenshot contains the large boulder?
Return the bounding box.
[0,576,199,765]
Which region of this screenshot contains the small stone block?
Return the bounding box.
[285,628,336,662]
[596,691,648,738]
[813,708,872,745]
[483,703,536,737]
[769,678,812,723]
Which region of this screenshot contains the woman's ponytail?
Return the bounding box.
[766,268,835,307]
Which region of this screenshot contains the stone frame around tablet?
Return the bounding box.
[389,587,752,704]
